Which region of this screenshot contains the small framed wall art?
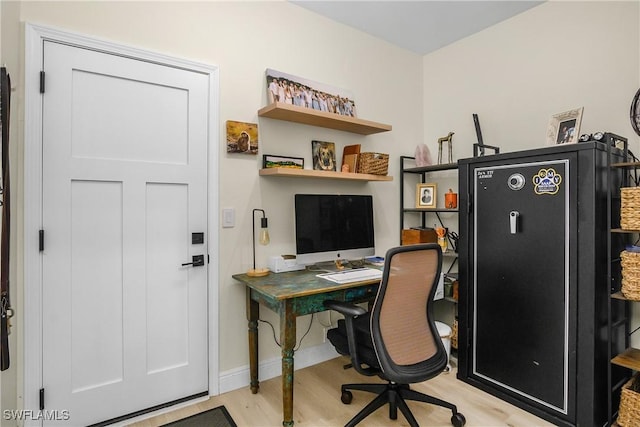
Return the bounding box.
[546,107,583,145]
[416,183,437,209]
[262,155,304,169]
[311,140,336,171]
[226,120,258,154]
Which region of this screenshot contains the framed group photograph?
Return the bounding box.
[262,154,304,169]
[416,183,437,209]
[546,107,583,145]
[266,69,357,118]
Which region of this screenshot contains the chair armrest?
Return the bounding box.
[324,300,377,376]
[323,300,367,318]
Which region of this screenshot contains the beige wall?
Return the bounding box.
[0,0,423,409]
[0,0,639,418]
[423,0,640,157]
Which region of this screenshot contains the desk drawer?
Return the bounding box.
[343,284,377,302]
[290,284,378,315]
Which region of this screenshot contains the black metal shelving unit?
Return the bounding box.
[400,156,460,349]
[606,133,636,426]
[399,156,458,249]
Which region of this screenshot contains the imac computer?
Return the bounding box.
[294,194,375,266]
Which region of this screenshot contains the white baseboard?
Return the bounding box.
[218,341,340,394]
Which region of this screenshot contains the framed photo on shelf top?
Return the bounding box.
[416,183,437,209]
[265,68,357,117]
[546,107,583,145]
[312,140,337,171]
[262,154,304,169]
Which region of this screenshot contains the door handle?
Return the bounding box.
[181,255,205,267]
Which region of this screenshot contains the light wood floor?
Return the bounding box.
[128,357,554,427]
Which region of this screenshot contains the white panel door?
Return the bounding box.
[41,40,209,426]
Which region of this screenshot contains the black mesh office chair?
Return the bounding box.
[324,244,465,427]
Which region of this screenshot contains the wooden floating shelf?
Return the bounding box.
[611,228,640,233]
[403,208,459,213]
[612,161,640,168]
[612,347,640,370]
[612,291,640,302]
[258,102,392,135]
[611,291,627,300]
[403,162,458,173]
[259,167,393,182]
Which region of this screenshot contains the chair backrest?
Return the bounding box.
[370,244,447,384]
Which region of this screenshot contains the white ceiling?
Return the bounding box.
[290,1,544,55]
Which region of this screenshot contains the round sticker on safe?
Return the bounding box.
[533,168,562,195]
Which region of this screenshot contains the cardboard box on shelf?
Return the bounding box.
[401,228,437,246]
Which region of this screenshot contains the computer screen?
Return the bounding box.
[294,194,375,265]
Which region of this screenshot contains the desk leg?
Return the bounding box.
[280,301,296,427]
[246,289,260,394]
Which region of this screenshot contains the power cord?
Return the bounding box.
[258,313,315,353]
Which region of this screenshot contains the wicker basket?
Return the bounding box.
[617,374,640,426]
[621,250,640,300]
[357,152,389,175]
[621,187,640,230]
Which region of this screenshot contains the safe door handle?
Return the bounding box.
[510,211,519,234]
[182,255,205,267]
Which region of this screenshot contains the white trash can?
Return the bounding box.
[435,321,452,371]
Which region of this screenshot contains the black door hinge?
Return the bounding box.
[39,388,45,410]
[40,71,45,94]
[39,230,44,252]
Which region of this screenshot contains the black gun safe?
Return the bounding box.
[457,142,630,426]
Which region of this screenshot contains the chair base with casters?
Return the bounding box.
[324,244,466,427]
[330,317,466,427]
[339,380,465,427]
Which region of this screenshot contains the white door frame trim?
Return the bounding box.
[23,23,220,424]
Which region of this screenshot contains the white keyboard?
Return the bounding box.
[316,268,383,284]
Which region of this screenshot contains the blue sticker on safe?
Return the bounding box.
[533,168,562,195]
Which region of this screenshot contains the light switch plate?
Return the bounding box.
[222,208,235,228]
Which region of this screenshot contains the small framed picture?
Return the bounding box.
[311,140,336,171]
[546,107,583,145]
[226,120,258,154]
[262,154,304,169]
[416,183,437,209]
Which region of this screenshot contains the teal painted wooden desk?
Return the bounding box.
[232,268,381,427]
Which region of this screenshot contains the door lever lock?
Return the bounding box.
[510,211,520,234]
[181,255,205,267]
